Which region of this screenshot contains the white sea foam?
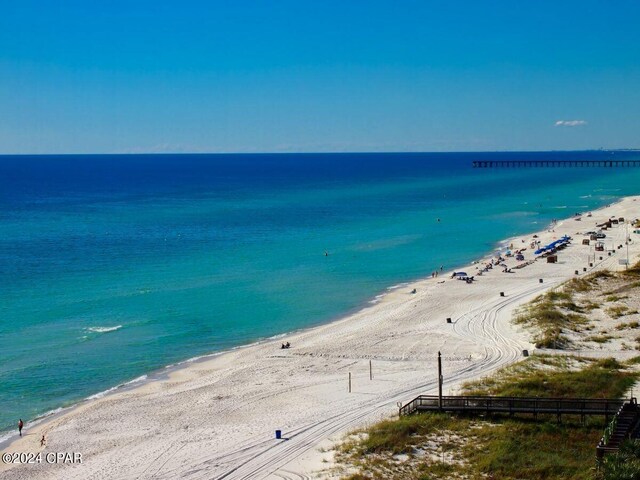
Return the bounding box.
[86,325,123,334]
[85,375,148,400]
[0,431,15,445]
[268,332,288,340]
[369,293,386,304]
[85,386,119,400]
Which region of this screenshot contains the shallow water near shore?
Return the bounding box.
[1,151,639,434]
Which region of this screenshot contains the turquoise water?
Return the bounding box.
[1,152,639,435]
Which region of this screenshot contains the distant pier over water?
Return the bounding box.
[473,160,640,168]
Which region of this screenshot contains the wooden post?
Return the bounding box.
[369,360,372,380]
[438,351,443,410]
[348,372,351,393]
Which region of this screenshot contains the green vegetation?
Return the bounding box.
[616,321,640,331]
[608,305,631,319]
[584,301,602,311]
[604,282,640,296]
[607,295,630,302]
[513,290,588,348]
[351,413,468,456]
[464,356,636,399]
[622,261,640,278]
[587,334,615,344]
[565,278,595,293]
[337,356,640,480]
[599,440,640,480]
[341,417,605,480]
[514,264,640,349]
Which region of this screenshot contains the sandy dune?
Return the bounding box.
[2,196,638,480]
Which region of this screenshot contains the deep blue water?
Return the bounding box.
[1,151,639,436]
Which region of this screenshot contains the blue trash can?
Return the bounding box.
[275,430,282,439]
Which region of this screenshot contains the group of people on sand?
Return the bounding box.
[478,256,503,273]
[476,255,516,275]
[430,265,444,278]
[280,342,291,349]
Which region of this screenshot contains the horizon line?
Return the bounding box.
[1,148,639,157]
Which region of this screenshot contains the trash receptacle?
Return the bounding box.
[275,430,282,439]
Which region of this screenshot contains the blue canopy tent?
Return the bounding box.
[534,236,571,255]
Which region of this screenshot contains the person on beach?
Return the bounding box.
[18,419,23,437]
[40,435,46,447]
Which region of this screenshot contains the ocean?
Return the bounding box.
[1,151,639,436]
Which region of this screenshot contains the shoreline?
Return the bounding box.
[1,195,638,479]
[0,208,568,448]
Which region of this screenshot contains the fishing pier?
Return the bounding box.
[473,160,640,168]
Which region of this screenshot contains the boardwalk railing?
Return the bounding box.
[399,395,627,420]
[596,400,640,460]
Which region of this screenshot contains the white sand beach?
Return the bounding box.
[2,196,639,480]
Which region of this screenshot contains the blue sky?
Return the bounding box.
[1,1,639,154]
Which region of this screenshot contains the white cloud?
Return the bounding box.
[554,120,588,127]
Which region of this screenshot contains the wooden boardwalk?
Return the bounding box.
[399,395,626,422]
[473,160,640,168]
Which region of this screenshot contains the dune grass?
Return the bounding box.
[463,356,636,399]
[621,260,640,278]
[514,264,640,349]
[513,290,588,348]
[599,440,640,480]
